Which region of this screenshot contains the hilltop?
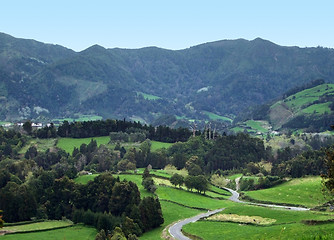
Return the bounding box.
[1,33,334,125]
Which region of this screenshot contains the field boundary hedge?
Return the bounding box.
[159,199,209,211]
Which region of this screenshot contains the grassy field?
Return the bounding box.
[244,177,327,208]
[284,84,334,111]
[2,220,72,233]
[183,204,334,240]
[245,120,269,133]
[0,224,97,240]
[150,140,173,152]
[156,186,234,210]
[57,136,110,153]
[202,111,233,123]
[302,102,331,114]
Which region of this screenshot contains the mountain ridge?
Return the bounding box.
[1,32,334,125]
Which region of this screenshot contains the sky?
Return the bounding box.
[1,0,333,52]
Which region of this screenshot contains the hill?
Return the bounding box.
[1,33,334,125]
[233,82,334,134]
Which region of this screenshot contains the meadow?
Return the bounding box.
[2,220,72,233]
[243,176,327,208]
[150,140,173,152]
[0,224,97,240]
[56,137,172,154]
[202,111,233,123]
[57,136,110,153]
[183,204,334,240]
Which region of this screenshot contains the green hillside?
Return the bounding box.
[233,83,334,134]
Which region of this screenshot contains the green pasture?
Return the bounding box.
[209,185,231,196]
[183,204,334,240]
[231,126,244,133]
[0,224,97,240]
[156,186,234,210]
[302,102,331,114]
[74,174,100,184]
[56,136,110,153]
[150,140,173,152]
[245,120,269,133]
[228,173,243,181]
[2,220,72,233]
[285,84,334,110]
[202,111,233,122]
[244,177,326,208]
[183,220,334,240]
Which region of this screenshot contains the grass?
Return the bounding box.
[202,111,233,123]
[0,224,97,240]
[183,220,334,240]
[2,220,72,233]
[245,120,269,133]
[74,174,100,184]
[243,176,327,208]
[156,186,235,210]
[57,136,110,153]
[150,140,173,152]
[302,102,331,114]
[19,138,57,154]
[284,84,334,111]
[183,204,334,240]
[228,174,243,181]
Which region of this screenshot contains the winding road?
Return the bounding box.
[168,186,310,240]
[168,208,225,240]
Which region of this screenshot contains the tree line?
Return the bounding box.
[31,118,192,143]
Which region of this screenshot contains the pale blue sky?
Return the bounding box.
[1,0,333,51]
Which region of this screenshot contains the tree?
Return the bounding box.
[122,216,142,237]
[110,227,126,240]
[0,210,4,228]
[23,121,32,134]
[170,173,184,188]
[323,148,334,196]
[193,175,208,194]
[142,177,156,193]
[139,197,164,231]
[142,167,150,179]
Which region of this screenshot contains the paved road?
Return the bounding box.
[168,208,225,240]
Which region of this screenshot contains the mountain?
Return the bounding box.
[1,32,334,124]
[233,81,334,134]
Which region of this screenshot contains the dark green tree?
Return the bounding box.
[23,121,32,134]
[0,210,4,228]
[139,197,164,231]
[170,173,184,188]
